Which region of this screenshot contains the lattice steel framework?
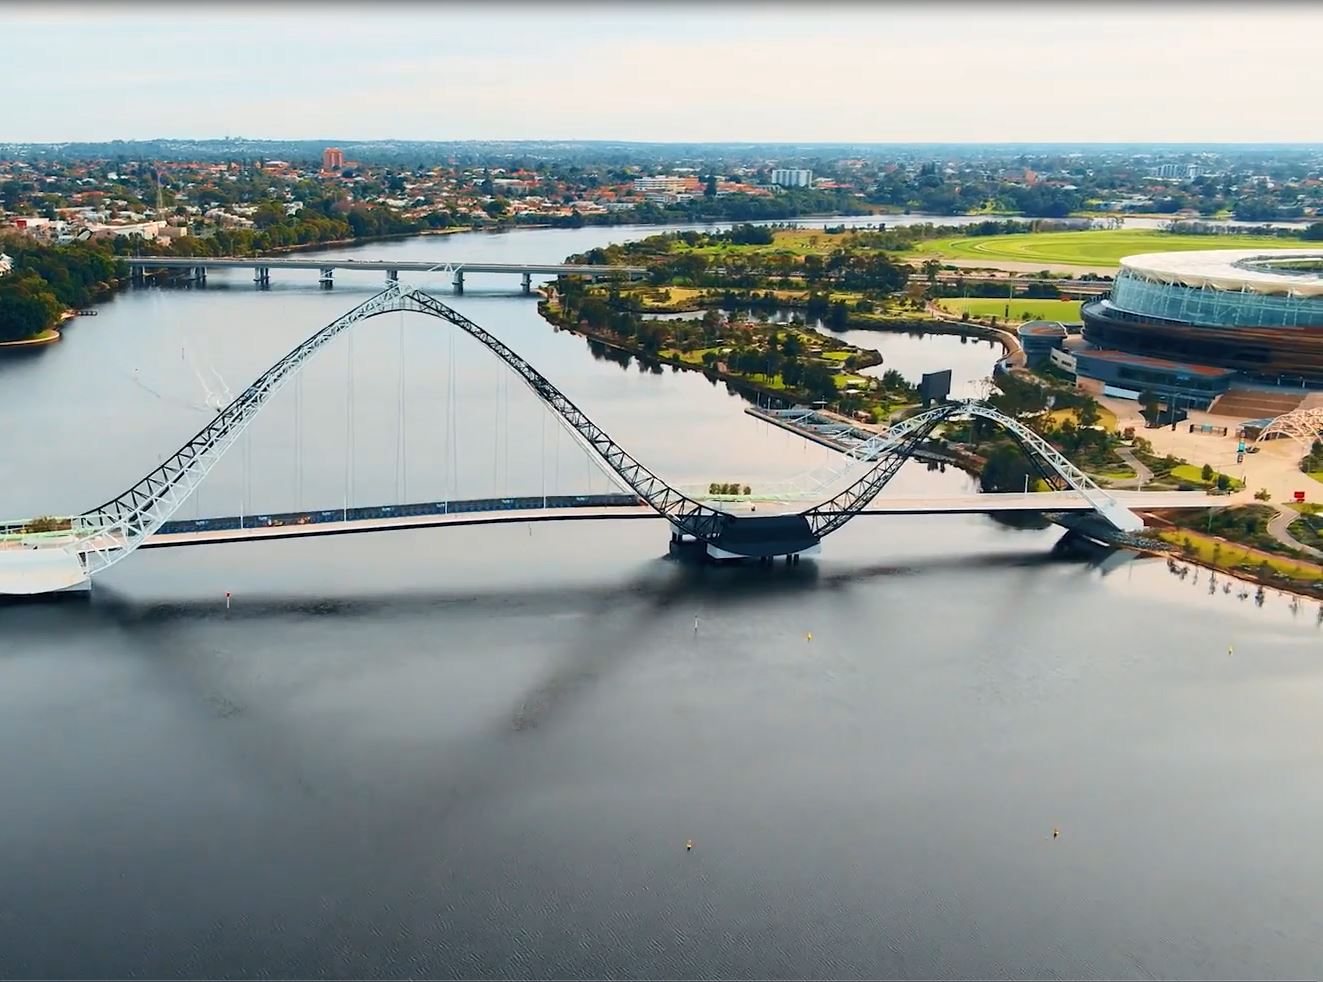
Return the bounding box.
[1254,407,1323,454]
[2,285,729,578]
[799,400,1145,537]
[3,287,1143,583]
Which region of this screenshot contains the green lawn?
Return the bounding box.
[1308,471,1323,485]
[913,230,1304,268]
[935,297,1081,322]
[1159,529,1323,582]
[1169,464,1244,491]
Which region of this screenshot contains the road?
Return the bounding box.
[1116,446,1154,489]
[1267,506,1323,559]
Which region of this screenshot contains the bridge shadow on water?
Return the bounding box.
[65,533,1120,629]
[3,536,1138,878]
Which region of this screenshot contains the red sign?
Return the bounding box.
[1295,491,1306,502]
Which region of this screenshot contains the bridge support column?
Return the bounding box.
[453,271,464,295]
[253,266,270,288]
[319,267,334,289]
[131,265,145,286]
[194,267,207,285]
[387,269,398,282]
[522,271,532,295]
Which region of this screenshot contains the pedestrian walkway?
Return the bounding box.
[1268,506,1323,560]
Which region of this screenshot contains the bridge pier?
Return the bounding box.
[387,269,398,282]
[253,266,270,288]
[521,271,532,295]
[453,270,464,295]
[319,267,334,289]
[131,265,145,286]
[193,266,207,285]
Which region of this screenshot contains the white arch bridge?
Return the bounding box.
[0,284,1209,596]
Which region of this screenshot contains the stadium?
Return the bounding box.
[1074,249,1323,411]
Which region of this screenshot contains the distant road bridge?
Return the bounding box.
[125,256,647,294]
[1,283,1215,597]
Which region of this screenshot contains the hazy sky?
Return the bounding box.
[8,2,1323,144]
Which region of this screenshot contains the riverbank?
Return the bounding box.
[1142,510,1323,599]
[538,296,879,412]
[0,327,60,350]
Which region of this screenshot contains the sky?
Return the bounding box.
[7,2,1323,144]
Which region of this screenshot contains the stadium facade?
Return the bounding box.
[1078,249,1323,406]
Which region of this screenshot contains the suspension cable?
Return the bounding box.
[398,312,407,504]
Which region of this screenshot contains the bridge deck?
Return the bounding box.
[125,257,645,275]
[134,490,1213,549]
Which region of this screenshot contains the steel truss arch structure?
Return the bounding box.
[19,285,731,580]
[4,287,1142,591]
[799,400,1145,537]
[1254,407,1323,454]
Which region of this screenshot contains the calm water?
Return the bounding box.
[2,224,1323,980]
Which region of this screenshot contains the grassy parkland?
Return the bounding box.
[911,229,1305,268]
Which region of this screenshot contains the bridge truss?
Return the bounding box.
[2,284,1143,591]
[1254,407,1323,454]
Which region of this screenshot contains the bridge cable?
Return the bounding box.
[295,368,304,511]
[447,328,458,503]
[492,366,501,494]
[397,311,407,504]
[345,327,355,518]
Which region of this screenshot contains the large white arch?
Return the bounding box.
[0,285,1143,594]
[1254,407,1323,455]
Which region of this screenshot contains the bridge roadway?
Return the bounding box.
[113,489,1215,549]
[125,256,645,293]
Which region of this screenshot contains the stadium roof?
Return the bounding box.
[1120,249,1323,298]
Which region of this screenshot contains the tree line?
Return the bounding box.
[0,237,124,341]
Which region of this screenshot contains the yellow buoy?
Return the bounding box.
[685,839,693,851]
[806,632,813,642]
[1228,645,1234,656]
[1052,828,1060,839]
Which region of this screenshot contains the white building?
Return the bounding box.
[0,253,12,277]
[86,220,166,241]
[633,175,688,195]
[770,168,813,188]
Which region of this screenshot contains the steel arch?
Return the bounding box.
[15,285,731,578]
[799,400,1144,536]
[4,286,1142,586]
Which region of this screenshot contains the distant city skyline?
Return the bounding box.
[8,2,1323,145]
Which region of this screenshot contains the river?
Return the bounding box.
[2,221,1322,979]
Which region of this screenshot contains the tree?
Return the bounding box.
[1077,399,1100,428]
[1201,463,1214,482]
[1302,222,1323,242]
[1216,473,1232,491]
[704,174,718,198]
[1139,389,1161,421]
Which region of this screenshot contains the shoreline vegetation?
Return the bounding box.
[8,213,1323,597]
[543,222,1323,598]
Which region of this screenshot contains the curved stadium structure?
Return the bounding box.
[1081,249,1323,388]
